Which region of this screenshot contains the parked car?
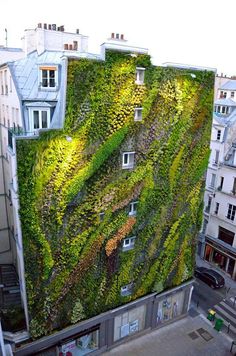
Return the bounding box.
[194,267,225,289]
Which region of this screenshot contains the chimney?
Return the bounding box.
[52,24,57,31]
[64,44,69,50]
[73,41,78,50]
[111,32,115,39]
[38,23,42,29]
[48,24,52,30]
[44,23,47,30]
[76,29,80,34]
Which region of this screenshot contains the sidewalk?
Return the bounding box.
[102,313,234,356]
[196,254,236,298]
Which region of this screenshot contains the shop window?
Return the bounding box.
[157,290,185,325]
[129,201,137,216]
[122,152,135,169]
[218,226,234,246]
[114,304,146,341]
[58,329,99,355]
[123,236,136,251]
[134,108,143,121]
[226,204,236,221]
[135,67,145,84]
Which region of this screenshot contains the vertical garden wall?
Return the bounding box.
[16,51,214,338]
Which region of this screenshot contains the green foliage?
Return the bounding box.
[16,50,214,336]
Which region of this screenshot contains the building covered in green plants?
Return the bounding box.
[0,26,215,355]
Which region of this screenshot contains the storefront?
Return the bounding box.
[14,281,193,356]
[204,238,236,281]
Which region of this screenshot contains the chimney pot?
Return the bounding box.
[69,44,73,50]
[64,44,69,50]
[44,23,47,30]
[76,29,80,34]
[121,34,124,40]
[61,25,65,32]
[116,33,119,39]
[48,24,52,30]
[38,23,42,29]
[111,32,115,38]
[52,24,57,31]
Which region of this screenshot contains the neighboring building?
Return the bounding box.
[199,79,236,281]
[0,25,215,355]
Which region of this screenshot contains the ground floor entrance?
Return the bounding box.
[204,243,236,281]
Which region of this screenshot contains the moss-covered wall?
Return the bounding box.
[16,51,214,338]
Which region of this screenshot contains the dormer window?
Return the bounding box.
[28,107,51,133]
[134,108,143,121]
[220,91,227,99]
[39,66,57,89]
[135,67,145,85]
[231,91,235,99]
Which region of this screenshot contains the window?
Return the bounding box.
[232,178,236,195]
[99,212,105,221]
[220,91,227,99]
[205,195,212,213]
[122,152,135,169]
[0,72,3,94]
[209,173,216,188]
[123,236,136,251]
[217,106,220,113]
[9,76,12,92]
[214,202,219,215]
[222,106,226,114]
[120,282,133,296]
[4,70,8,95]
[231,91,235,98]
[135,67,145,84]
[114,305,146,341]
[39,66,57,88]
[213,150,220,165]
[134,108,143,121]
[217,130,221,141]
[29,108,50,132]
[218,226,234,246]
[227,204,236,221]
[129,201,138,216]
[219,176,224,191]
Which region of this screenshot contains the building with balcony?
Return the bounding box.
[199,79,236,281]
[0,24,215,355]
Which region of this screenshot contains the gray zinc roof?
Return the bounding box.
[215,98,236,106]
[220,80,236,90]
[11,50,102,101]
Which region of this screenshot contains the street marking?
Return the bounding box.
[219,300,236,315]
[213,305,236,333]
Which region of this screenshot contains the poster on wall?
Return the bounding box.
[129,319,139,333]
[120,324,130,338]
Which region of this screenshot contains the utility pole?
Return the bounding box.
[5,28,7,47]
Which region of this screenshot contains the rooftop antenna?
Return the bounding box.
[5,28,8,47]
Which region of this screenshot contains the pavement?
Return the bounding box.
[102,257,236,356]
[102,313,235,356]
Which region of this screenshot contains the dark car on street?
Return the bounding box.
[194,267,225,289]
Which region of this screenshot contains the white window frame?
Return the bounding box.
[209,173,216,189]
[135,67,145,85]
[122,152,135,169]
[29,107,51,133]
[134,108,143,122]
[227,204,236,221]
[39,66,58,89]
[123,236,136,251]
[129,201,138,216]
